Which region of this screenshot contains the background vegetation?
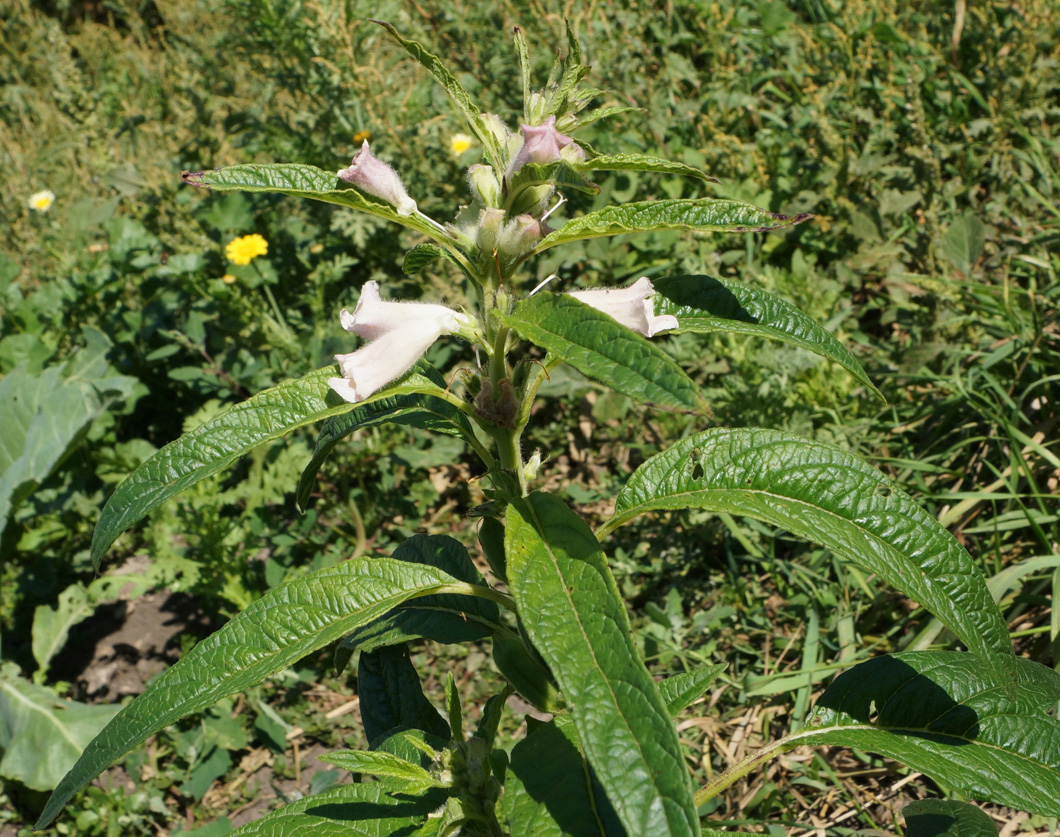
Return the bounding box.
[2,0,1057,832]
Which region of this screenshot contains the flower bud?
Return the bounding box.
[475,208,505,255]
[468,164,502,207]
[496,215,543,261]
[337,140,417,216]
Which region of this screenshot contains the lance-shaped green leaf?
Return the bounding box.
[503,294,710,415]
[320,749,440,793]
[336,535,503,661]
[903,799,998,837]
[574,153,719,184]
[602,429,1015,684]
[652,274,884,400]
[358,645,451,746]
[505,493,700,837]
[802,652,1060,816]
[500,714,624,837]
[93,366,451,568]
[532,198,812,253]
[295,367,477,511]
[228,779,448,836]
[658,665,727,716]
[183,164,456,246]
[36,558,480,828]
[373,22,504,171]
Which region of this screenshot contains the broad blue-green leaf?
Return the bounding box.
[374,22,504,171]
[504,294,710,415]
[506,493,699,836]
[803,652,1060,816]
[228,780,447,836]
[603,429,1015,684]
[657,665,726,716]
[295,366,474,511]
[0,663,120,792]
[184,164,450,243]
[0,327,139,541]
[652,275,883,400]
[903,799,998,837]
[575,154,719,184]
[358,645,451,747]
[500,715,624,837]
[32,584,94,677]
[533,199,811,253]
[339,535,502,660]
[36,558,476,828]
[92,366,448,568]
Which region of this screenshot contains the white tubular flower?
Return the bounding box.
[567,277,678,338]
[337,141,417,216]
[328,281,470,403]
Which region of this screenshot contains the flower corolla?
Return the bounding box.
[328,281,471,403]
[566,277,678,338]
[337,141,417,216]
[28,190,55,212]
[450,133,475,156]
[225,234,269,265]
[507,116,585,178]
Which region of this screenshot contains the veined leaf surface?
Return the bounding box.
[604,428,1015,684]
[504,293,710,415]
[506,493,699,836]
[36,558,476,828]
[803,653,1060,816]
[533,198,811,252]
[653,274,883,400]
[92,367,449,567]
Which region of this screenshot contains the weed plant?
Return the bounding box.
[1,1,1058,833]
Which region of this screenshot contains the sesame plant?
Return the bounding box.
[37,24,1060,836]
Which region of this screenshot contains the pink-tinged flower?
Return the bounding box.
[567,277,678,338]
[507,115,584,177]
[328,281,470,403]
[337,141,417,216]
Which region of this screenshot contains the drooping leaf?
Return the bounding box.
[533,198,812,253]
[603,428,1015,684]
[184,164,454,246]
[504,293,710,415]
[0,664,120,792]
[657,665,727,716]
[903,798,998,837]
[337,535,502,660]
[36,558,476,828]
[500,714,624,837]
[295,366,475,511]
[803,652,1060,816]
[652,275,883,400]
[373,22,504,171]
[358,645,451,746]
[92,366,449,568]
[227,779,447,836]
[575,153,719,184]
[505,493,699,836]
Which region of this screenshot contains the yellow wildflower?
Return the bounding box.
[28,190,55,212]
[221,274,237,285]
[225,234,268,266]
[450,133,474,156]
[353,129,372,144]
